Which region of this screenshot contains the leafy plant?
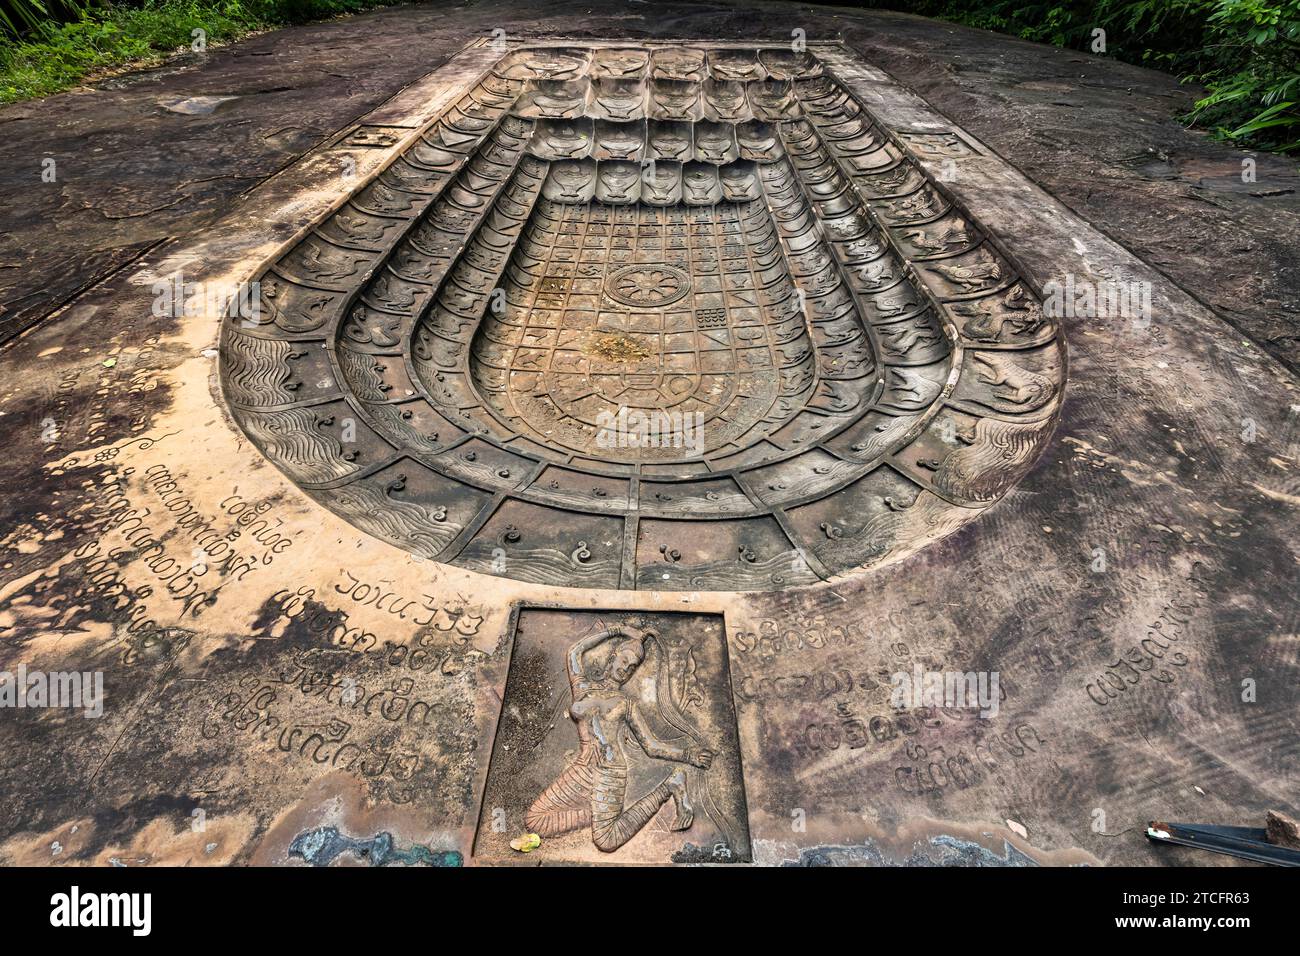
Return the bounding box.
[1188,0,1300,150]
[0,0,405,102]
[0,0,97,39]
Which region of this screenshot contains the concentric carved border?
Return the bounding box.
[218,40,1065,591]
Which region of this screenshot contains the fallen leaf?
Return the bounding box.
[509,833,541,853]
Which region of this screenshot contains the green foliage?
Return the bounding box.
[1189,0,1300,150]
[0,1,94,39]
[0,1,246,101]
[0,0,404,103]
[240,0,386,23]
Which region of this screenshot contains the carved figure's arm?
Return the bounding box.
[626,703,689,762]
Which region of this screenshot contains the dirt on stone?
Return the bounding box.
[585,333,652,362]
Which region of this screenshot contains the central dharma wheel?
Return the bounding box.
[605,262,693,307]
[219,42,1065,591]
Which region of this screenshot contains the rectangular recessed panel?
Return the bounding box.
[474,608,749,864]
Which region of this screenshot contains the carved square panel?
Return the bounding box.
[473,608,750,864]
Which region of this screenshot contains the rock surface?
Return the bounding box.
[0,4,1295,868]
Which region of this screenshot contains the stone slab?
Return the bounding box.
[0,26,1294,869]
